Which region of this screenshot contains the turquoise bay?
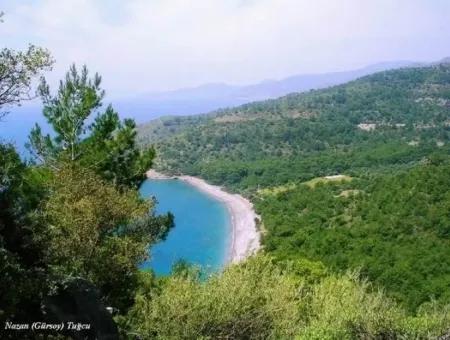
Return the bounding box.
[139,179,231,275]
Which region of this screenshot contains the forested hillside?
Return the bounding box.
[5,61,450,339]
[256,162,450,311]
[3,2,450,337]
[2,53,450,337]
[139,65,450,191]
[138,65,450,315]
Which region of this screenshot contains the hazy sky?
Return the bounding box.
[2,0,450,98]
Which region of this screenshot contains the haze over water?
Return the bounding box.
[139,179,231,275]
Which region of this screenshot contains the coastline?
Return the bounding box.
[146,169,260,264]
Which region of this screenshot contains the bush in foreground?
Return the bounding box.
[120,255,450,339]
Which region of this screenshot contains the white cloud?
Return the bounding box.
[2,0,450,98]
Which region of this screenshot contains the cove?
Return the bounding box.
[139,178,231,275]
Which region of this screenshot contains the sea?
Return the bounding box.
[0,104,50,157]
[139,179,231,276]
[1,105,232,276]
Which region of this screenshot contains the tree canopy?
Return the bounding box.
[1,62,173,338]
[29,64,155,187]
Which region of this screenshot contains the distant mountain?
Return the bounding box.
[116,60,421,122]
[2,58,448,154]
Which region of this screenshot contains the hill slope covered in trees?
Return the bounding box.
[1,48,450,336]
[138,65,450,314]
[256,162,450,311]
[139,65,450,191]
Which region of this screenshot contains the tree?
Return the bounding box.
[0,45,53,118]
[0,11,52,118]
[29,64,155,187]
[0,143,50,331]
[40,165,173,311]
[0,14,53,335]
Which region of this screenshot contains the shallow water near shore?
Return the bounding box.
[139,178,231,275]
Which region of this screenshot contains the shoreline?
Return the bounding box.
[146,169,260,264]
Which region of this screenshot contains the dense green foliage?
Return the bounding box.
[139,65,450,316]
[0,143,50,326]
[0,39,55,329]
[29,65,155,188]
[40,165,173,311]
[256,162,450,311]
[0,64,172,338]
[120,255,450,339]
[139,65,450,192]
[2,41,450,337]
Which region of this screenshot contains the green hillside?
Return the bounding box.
[4,7,450,337]
[138,65,450,313]
[256,162,450,311]
[2,55,450,337]
[139,65,450,192]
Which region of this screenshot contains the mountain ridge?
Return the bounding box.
[118,59,428,121]
[137,63,450,188]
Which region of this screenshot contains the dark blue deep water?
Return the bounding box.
[139,179,231,275]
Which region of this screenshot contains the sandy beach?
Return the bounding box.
[146,169,260,263]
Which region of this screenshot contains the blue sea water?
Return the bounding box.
[0,100,165,157]
[0,105,49,157]
[139,179,231,276]
[1,105,232,275]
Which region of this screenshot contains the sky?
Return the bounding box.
[1,0,450,98]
